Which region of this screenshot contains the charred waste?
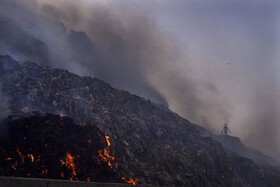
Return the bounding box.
[0,112,138,185]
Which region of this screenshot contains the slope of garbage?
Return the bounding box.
[1,55,280,186]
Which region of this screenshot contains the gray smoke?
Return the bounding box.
[243,84,280,157]
[151,0,280,157]
[0,0,279,157]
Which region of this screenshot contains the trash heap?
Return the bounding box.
[1,55,280,187]
[0,113,138,185]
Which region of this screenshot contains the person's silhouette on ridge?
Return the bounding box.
[221,123,231,136]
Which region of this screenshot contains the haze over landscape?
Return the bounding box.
[0,0,279,159]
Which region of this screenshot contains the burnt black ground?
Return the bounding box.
[0,114,123,183]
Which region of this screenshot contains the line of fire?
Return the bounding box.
[0,113,138,185]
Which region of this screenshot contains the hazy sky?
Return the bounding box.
[133,0,280,157]
[104,0,280,156]
[0,0,279,157]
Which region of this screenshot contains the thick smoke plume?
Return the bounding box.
[0,0,279,158]
[0,0,228,125]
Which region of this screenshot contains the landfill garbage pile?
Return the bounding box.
[232,155,280,187]
[212,135,278,166]
[194,124,279,166]
[0,113,138,185]
[1,55,280,186]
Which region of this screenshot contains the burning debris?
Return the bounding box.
[0,113,138,185]
[122,176,139,186]
[60,152,77,180]
[98,135,116,169]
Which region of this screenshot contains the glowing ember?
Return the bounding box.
[16,148,24,163]
[60,171,65,178]
[11,162,17,170]
[122,176,139,186]
[61,152,77,180]
[27,154,35,162]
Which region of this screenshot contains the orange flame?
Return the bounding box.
[7,134,140,184]
[122,176,139,186]
[98,135,116,168]
[61,152,77,180]
[27,154,35,162]
[105,136,111,147]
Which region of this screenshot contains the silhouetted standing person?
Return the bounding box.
[221,123,231,136]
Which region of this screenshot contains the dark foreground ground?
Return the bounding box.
[0,177,153,187]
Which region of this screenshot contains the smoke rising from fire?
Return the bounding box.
[0,0,279,157]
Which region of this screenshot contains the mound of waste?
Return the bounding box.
[0,113,138,185]
[1,55,280,186]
